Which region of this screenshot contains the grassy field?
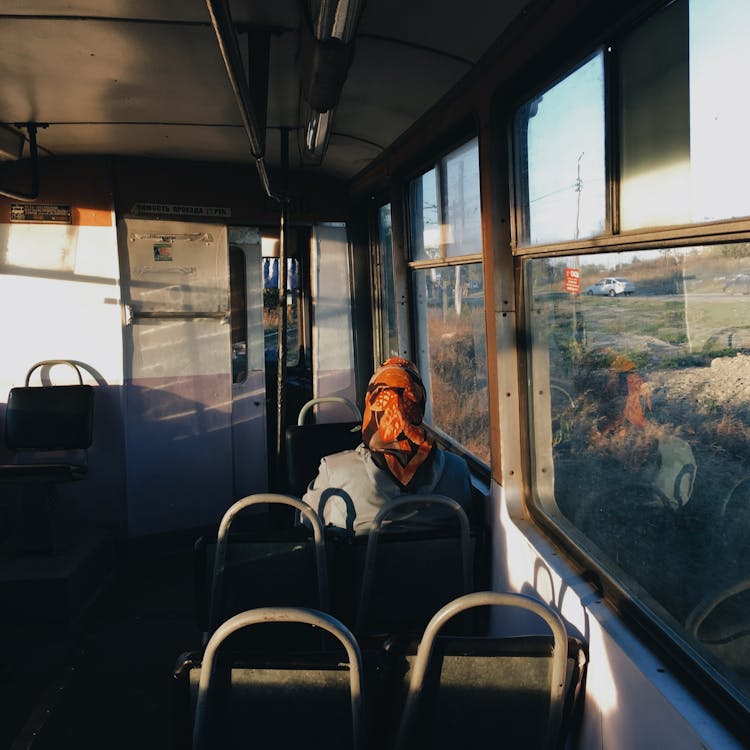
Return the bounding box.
[542,290,750,371]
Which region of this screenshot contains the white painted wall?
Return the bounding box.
[490,481,743,749]
[0,219,126,530]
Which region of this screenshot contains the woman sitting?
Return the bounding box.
[302,357,473,535]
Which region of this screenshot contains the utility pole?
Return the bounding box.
[574,151,584,241]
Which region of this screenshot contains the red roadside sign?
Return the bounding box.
[564,267,581,294]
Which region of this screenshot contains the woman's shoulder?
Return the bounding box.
[320,444,367,474]
[433,448,472,500]
[436,448,470,476]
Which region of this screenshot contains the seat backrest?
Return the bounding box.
[285,421,362,497]
[3,361,94,487]
[4,360,93,454]
[190,607,366,750]
[206,495,330,640]
[392,591,585,750]
[5,384,94,452]
[284,396,362,497]
[354,495,473,638]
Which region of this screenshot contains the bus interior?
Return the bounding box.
[1,0,749,748]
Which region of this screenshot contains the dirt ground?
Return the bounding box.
[648,353,750,516]
[649,353,750,419]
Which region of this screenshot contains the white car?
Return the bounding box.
[723,272,750,294]
[586,277,635,297]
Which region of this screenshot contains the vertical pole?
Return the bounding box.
[275,128,290,489]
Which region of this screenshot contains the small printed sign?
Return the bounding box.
[10,203,72,224]
[153,241,173,261]
[132,203,231,219]
[564,267,581,294]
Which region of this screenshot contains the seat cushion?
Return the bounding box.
[0,463,87,484]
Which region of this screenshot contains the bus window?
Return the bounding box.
[619,0,750,229]
[513,51,606,247]
[514,0,750,713]
[526,245,750,706]
[408,137,489,464]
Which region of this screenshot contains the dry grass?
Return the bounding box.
[426,304,490,464]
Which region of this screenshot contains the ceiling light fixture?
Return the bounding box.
[300,0,365,163]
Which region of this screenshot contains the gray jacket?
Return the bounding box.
[302,443,472,535]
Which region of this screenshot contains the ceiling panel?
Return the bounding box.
[334,37,470,148]
[31,123,251,162]
[0,0,210,21]
[0,18,237,125]
[0,1,531,180]
[356,0,527,63]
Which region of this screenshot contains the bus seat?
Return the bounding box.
[353,495,474,638]
[391,591,588,750]
[0,360,94,552]
[284,396,362,499]
[200,494,330,648]
[181,607,368,750]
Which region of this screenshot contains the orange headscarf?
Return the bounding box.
[362,357,435,487]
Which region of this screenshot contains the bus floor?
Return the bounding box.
[0,529,203,750]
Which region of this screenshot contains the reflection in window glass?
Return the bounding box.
[377,204,399,359]
[444,140,482,257]
[514,53,606,246]
[689,0,750,223]
[526,244,750,706]
[414,263,489,464]
[620,0,750,229]
[262,257,300,367]
[410,139,481,261]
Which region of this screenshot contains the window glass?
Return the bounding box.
[311,224,357,414]
[514,52,606,246]
[410,139,481,261]
[377,203,399,359]
[443,139,482,257]
[526,244,750,706]
[229,246,248,383]
[620,0,750,229]
[410,167,440,261]
[414,263,490,464]
[262,256,300,367]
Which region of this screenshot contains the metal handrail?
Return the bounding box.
[204,0,275,200]
[297,396,362,425]
[25,359,84,386]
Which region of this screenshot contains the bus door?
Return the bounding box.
[118,219,266,536]
[227,228,267,500]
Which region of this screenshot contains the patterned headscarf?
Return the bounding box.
[362,357,435,487]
